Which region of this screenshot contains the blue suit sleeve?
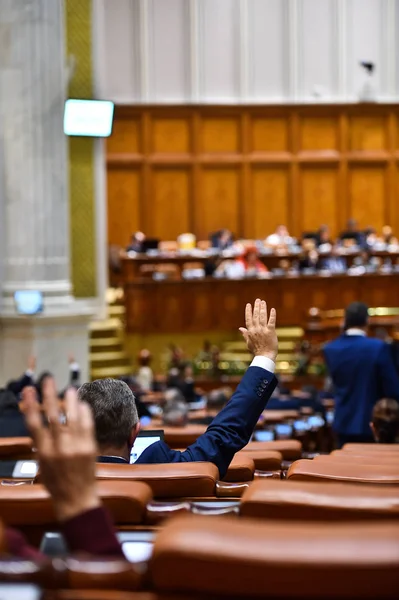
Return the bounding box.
[376,343,399,400]
[139,366,277,478]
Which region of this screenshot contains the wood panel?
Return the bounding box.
[246,167,289,238]
[147,168,191,238]
[195,168,240,238]
[106,104,399,246]
[348,166,387,230]
[299,167,338,233]
[107,168,140,246]
[124,274,399,333]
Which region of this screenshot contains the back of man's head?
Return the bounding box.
[372,398,399,443]
[344,302,369,330]
[78,379,138,449]
[163,389,188,427]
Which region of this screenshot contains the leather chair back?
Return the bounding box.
[240,449,282,471]
[315,453,399,466]
[287,459,399,485]
[0,481,152,527]
[95,462,218,498]
[240,479,399,521]
[243,440,302,461]
[162,425,207,448]
[222,454,254,482]
[150,515,399,598]
[342,443,399,454]
[0,438,33,460]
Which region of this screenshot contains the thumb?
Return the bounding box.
[239,327,248,341]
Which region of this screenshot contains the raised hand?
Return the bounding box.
[22,381,100,522]
[239,298,278,362]
[27,355,36,373]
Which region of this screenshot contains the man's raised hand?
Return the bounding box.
[239,299,278,362]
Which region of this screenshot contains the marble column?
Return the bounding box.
[0,0,93,385]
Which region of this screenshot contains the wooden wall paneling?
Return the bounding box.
[246,166,290,239]
[299,166,339,234]
[348,165,388,230]
[150,111,192,155]
[147,167,191,239]
[348,109,388,152]
[200,110,242,154]
[107,168,141,246]
[195,167,241,239]
[106,104,399,247]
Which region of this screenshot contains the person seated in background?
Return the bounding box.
[190,389,232,426]
[339,219,364,247]
[382,225,399,247]
[210,228,234,250]
[78,299,278,478]
[126,231,146,253]
[364,227,378,249]
[265,225,295,249]
[0,388,30,437]
[350,249,380,273]
[136,349,154,392]
[371,398,399,444]
[214,247,268,279]
[298,247,320,272]
[6,383,123,558]
[316,224,333,249]
[320,246,347,274]
[162,389,189,427]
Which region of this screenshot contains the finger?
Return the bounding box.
[259,300,267,327]
[245,303,253,330]
[268,307,277,328]
[252,298,261,328]
[238,327,248,341]
[42,377,61,431]
[23,387,51,452]
[64,387,79,427]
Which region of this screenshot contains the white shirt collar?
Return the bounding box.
[345,328,367,337]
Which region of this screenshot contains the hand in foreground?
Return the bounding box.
[23,380,100,522]
[239,299,278,362]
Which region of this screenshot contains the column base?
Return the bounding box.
[0,307,95,388]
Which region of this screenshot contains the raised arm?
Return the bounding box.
[143,299,278,478]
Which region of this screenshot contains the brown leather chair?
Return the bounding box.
[315,453,399,466]
[95,462,219,498]
[261,410,299,423]
[162,425,207,448]
[240,479,399,521]
[0,437,33,460]
[0,481,152,527]
[150,515,399,598]
[287,459,399,485]
[222,454,254,483]
[243,440,302,461]
[240,449,282,471]
[342,443,399,454]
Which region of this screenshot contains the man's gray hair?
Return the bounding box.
[78,379,139,448]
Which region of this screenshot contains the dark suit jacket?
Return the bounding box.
[0,408,30,438]
[98,366,277,478]
[324,336,399,436]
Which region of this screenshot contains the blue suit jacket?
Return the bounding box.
[324,335,399,436]
[99,366,276,479]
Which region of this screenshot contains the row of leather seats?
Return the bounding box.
[1,514,398,599]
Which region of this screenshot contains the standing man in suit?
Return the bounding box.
[323,302,399,447]
[78,299,278,479]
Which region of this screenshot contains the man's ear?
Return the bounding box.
[370,421,377,441]
[128,421,141,449]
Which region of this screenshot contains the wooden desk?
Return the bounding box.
[124,272,399,333]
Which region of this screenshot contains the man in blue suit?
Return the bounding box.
[323,302,399,448]
[78,299,278,479]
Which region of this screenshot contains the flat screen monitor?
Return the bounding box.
[14,290,43,315]
[64,99,114,137]
[130,430,164,464]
